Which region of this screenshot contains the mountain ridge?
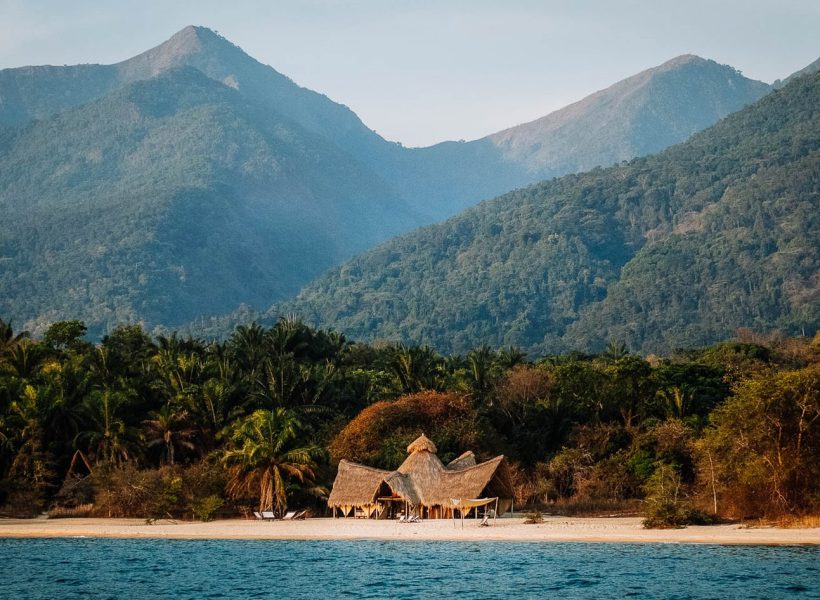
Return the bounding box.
[0,26,801,337]
[0,66,417,335]
[257,72,820,355]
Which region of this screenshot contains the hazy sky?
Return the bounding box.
[1,0,818,146]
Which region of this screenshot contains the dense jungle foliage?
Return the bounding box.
[1,317,817,526]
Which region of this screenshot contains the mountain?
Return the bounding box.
[386,55,771,220]
[774,56,820,89]
[1,27,772,223]
[267,72,820,355]
[487,55,769,174]
[0,67,415,335]
[0,26,776,335]
[0,26,380,152]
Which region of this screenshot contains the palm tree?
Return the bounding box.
[658,386,692,419]
[0,319,30,359]
[75,388,135,466]
[2,340,42,379]
[602,341,629,362]
[193,378,235,442]
[7,384,52,485]
[387,345,445,393]
[229,323,269,375]
[464,346,497,404]
[222,408,323,514]
[496,346,527,370]
[142,405,198,466]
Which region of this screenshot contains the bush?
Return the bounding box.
[642,463,716,528]
[0,481,45,518]
[92,465,182,519]
[524,511,544,524]
[53,475,95,508]
[180,458,227,515]
[643,502,716,529]
[329,391,479,469]
[190,495,224,522]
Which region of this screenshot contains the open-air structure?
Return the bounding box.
[327,434,514,519]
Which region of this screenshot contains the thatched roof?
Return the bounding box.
[446,451,476,470]
[407,433,437,454]
[326,460,390,507]
[328,434,513,510]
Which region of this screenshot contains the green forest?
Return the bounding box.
[276,71,819,355]
[0,66,416,337]
[1,317,817,527]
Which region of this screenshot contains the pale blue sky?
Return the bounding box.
[1,0,818,146]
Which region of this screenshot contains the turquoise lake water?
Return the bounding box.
[0,539,817,599]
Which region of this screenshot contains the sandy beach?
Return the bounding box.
[0,516,817,545]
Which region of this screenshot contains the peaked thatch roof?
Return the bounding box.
[328,434,513,510]
[407,433,437,454]
[446,451,476,470]
[326,460,390,507]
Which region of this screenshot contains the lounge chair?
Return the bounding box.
[479,509,495,526]
[281,511,298,520]
[293,510,307,520]
[253,511,264,520]
[261,511,277,520]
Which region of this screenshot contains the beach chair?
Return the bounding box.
[281,511,298,520]
[293,510,307,520]
[479,508,495,527]
[253,511,264,520]
[261,511,277,520]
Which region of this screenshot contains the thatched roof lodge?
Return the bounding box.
[327,434,514,519]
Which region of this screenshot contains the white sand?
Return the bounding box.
[0,516,817,544]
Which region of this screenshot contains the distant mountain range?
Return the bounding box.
[0,26,804,336]
[256,71,820,355]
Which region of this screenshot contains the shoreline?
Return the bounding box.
[0,516,818,545]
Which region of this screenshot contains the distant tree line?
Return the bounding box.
[0,318,817,526]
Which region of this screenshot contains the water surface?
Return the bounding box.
[0,539,817,599]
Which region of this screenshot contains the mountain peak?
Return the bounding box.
[167,25,229,49]
[165,25,207,50]
[116,25,243,79]
[774,56,820,89]
[657,54,707,69]
[487,53,770,174]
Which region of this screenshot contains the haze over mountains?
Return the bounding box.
[266,72,820,354]
[0,25,804,338]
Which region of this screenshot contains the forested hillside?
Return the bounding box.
[0,26,777,337]
[0,67,415,336]
[272,72,820,355]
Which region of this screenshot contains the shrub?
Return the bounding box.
[190,495,224,522]
[53,475,95,508]
[0,480,45,517]
[180,458,227,514]
[329,391,479,468]
[524,511,544,524]
[642,463,716,528]
[92,465,182,519]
